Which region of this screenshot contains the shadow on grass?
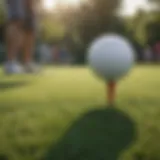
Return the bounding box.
[43,107,137,160]
[0,155,8,160]
[0,81,29,91]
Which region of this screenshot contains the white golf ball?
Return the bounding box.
[87,34,135,81]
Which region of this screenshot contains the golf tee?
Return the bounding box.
[107,81,116,106]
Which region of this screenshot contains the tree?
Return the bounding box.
[76,0,121,46]
[146,19,160,45]
[146,0,160,45]
[69,0,140,63]
[148,0,160,11]
[57,0,144,63]
[0,0,5,24]
[130,9,148,45]
[40,17,65,42]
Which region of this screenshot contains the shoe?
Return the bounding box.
[4,61,24,74]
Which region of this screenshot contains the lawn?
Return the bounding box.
[0,65,160,160]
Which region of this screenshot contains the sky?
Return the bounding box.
[43,0,149,15]
[122,0,149,15]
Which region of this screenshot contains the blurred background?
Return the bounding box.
[0,0,160,65]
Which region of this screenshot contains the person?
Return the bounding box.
[52,43,60,64]
[153,41,160,61]
[4,0,38,74]
[39,43,52,64]
[144,45,152,62]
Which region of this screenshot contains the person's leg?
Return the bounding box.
[22,0,39,73]
[23,29,35,64]
[4,0,25,73]
[22,23,39,73]
[4,22,25,74]
[5,21,24,61]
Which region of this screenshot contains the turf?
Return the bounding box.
[0,66,160,160]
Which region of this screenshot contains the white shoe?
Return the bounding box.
[4,61,24,74]
[24,62,40,73]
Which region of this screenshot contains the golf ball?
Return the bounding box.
[87,34,135,81]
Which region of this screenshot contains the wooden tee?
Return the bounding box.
[107,81,116,106]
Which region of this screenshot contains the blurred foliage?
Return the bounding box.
[127,9,148,45]
[148,0,160,11]
[124,0,160,47]
[0,0,5,24]
[58,0,132,63]
[146,16,160,45]
[76,0,121,46]
[0,0,160,63]
[40,17,65,42]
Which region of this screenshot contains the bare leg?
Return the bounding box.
[22,28,39,73]
[6,21,24,61]
[23,30,35,63]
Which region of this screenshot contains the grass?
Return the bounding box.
[0,65,160,160]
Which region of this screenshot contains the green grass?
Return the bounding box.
[0,66,160,160]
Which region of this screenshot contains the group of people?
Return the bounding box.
[38,43,73,64]
[4,0,38,74]
[144,42,160,62]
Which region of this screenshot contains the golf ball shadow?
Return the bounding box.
[44,107,137,160]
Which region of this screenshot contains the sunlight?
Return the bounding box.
[43,0,81,10]
[42,0,149,15]
[43,0,57,10]
[122,0,149,15]
[61,0,81,5]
